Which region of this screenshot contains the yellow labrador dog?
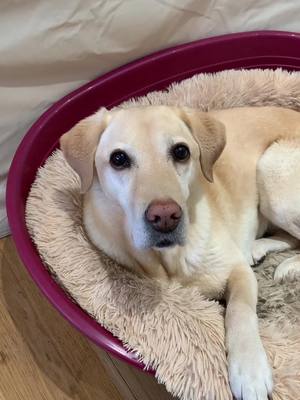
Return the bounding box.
[61,105,300,400]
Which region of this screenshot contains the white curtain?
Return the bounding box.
[1,0,300,237]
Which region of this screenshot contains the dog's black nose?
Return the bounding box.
[145,200,182,233]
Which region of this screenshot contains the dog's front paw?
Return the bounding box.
[251,239,270,265]
[274,255,300,282]
[228,346,273,400]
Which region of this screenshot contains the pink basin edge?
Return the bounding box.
[6,30,300,371]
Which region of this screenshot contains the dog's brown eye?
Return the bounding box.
[171,144,190,162]
[110,150,131,169]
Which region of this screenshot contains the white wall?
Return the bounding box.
[1,0,300,237]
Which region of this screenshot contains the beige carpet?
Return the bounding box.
[26,69,300,400]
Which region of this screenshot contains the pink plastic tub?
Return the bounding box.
[6,31,300,369]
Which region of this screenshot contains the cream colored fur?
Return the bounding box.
[25,69,298,398]
[60,102,300,400]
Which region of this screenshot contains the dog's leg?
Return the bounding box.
[257,140,300,283]
[252,231,299,265]
[225,265,273,400]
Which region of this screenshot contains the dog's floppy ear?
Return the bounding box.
[60,107,108,193]
[180,109,226,182]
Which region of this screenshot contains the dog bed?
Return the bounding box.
[26,69,300,400]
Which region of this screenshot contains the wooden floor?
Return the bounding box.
[0,237,174,400]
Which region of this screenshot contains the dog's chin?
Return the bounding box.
[153,238,177,249]
[132,220,186,251]
[150,232,186,250]
[133,236,185,251]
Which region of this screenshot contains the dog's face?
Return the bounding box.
[60,106,225,250]
[95,107,199,250]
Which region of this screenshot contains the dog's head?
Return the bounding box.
[60,106,225,250]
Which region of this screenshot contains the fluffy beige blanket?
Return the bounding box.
[26,69,300,400]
